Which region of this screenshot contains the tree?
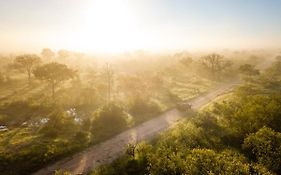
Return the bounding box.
[58,49,70,59]
[275,55,281,62]
[102,63,114,104]
[91,103,128,142]
[33,62,76,98]
[248,55,263,65]
[129,95,161,117]
[261,61,281,90]
[179,57,193,67]
[243,127,281,173]
[118,74,148,97]
[39,109,77,138]
[264,61,281,78]
[41,48,55,60]
[13,54,41,83]
[211,93,281,140]
[238,64,260,76]
[200,53,226,80]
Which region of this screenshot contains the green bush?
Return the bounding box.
[0,139,78,175]
[39,110,77,138]
[210,94,281,142]
[129,96,162,116]
[0,100,51,126]
[91,62,281,175]
[91,103,128,142]
[243,127,281,173]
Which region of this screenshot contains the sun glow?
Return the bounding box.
[73,0,145,53]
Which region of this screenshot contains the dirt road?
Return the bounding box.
[32,81,239,175]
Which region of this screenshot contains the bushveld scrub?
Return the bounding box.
[0,50,276,174]
[91,60,281,175]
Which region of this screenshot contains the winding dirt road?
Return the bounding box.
[32,81,240,175]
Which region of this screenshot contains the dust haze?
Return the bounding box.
[1,0,281,175]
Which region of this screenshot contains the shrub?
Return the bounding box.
[129,96,161,116]
[243,127,281,173]
[91,103,128,142]
[39,110,77,138]
[0,100,51,126]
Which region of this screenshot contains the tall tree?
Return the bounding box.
[200,53,230,80]
[243,127,281,173]
[58,49,70,59]
[33,62,76,98]
[13,54,41,83]
[275,55,281,62]
[104,63,114,104]
[41,48,55,60]
[239,64,260,76]
[264,61,281,79]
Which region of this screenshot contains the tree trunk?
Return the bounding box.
[27,70,31,84]
[51,81,55,99]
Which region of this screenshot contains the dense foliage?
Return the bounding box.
[91,60,281,175]
[91,103,129,142]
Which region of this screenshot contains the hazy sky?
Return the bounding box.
[1,0,281,53]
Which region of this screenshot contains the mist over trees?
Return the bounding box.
[0,49,279,175]
[91,59,281,175]
[1,0,281,174]
[41,48,55,60]
[33,62,76,98]
[239,64,260,76]
[199,53,233,80]
[12,54,41,84]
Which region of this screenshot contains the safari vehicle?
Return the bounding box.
[176,102,192,112]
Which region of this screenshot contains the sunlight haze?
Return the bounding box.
[1,1,281,175]
[1,0,281,53]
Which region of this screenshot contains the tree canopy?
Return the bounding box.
[200,53,232,80]
[33,62,76,98]
[239,64,260,76]
[13,54,41,83]
[41,48,55,60]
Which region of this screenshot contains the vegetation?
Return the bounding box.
[41,48,55,61]
[200,53,233,80]
[33,62,76,98]
[91,59,281,175]
[12,54,41,84]
[0,49,277,175]
[90,103,129,142]
[243,127,281,173]
[239,64,260,76]
[1,0,280,174]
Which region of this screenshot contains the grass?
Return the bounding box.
[0,125,85,174]
[200,92,234,111]
[167,75,214,101]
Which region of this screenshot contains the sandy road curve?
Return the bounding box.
[33,81,240,175]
